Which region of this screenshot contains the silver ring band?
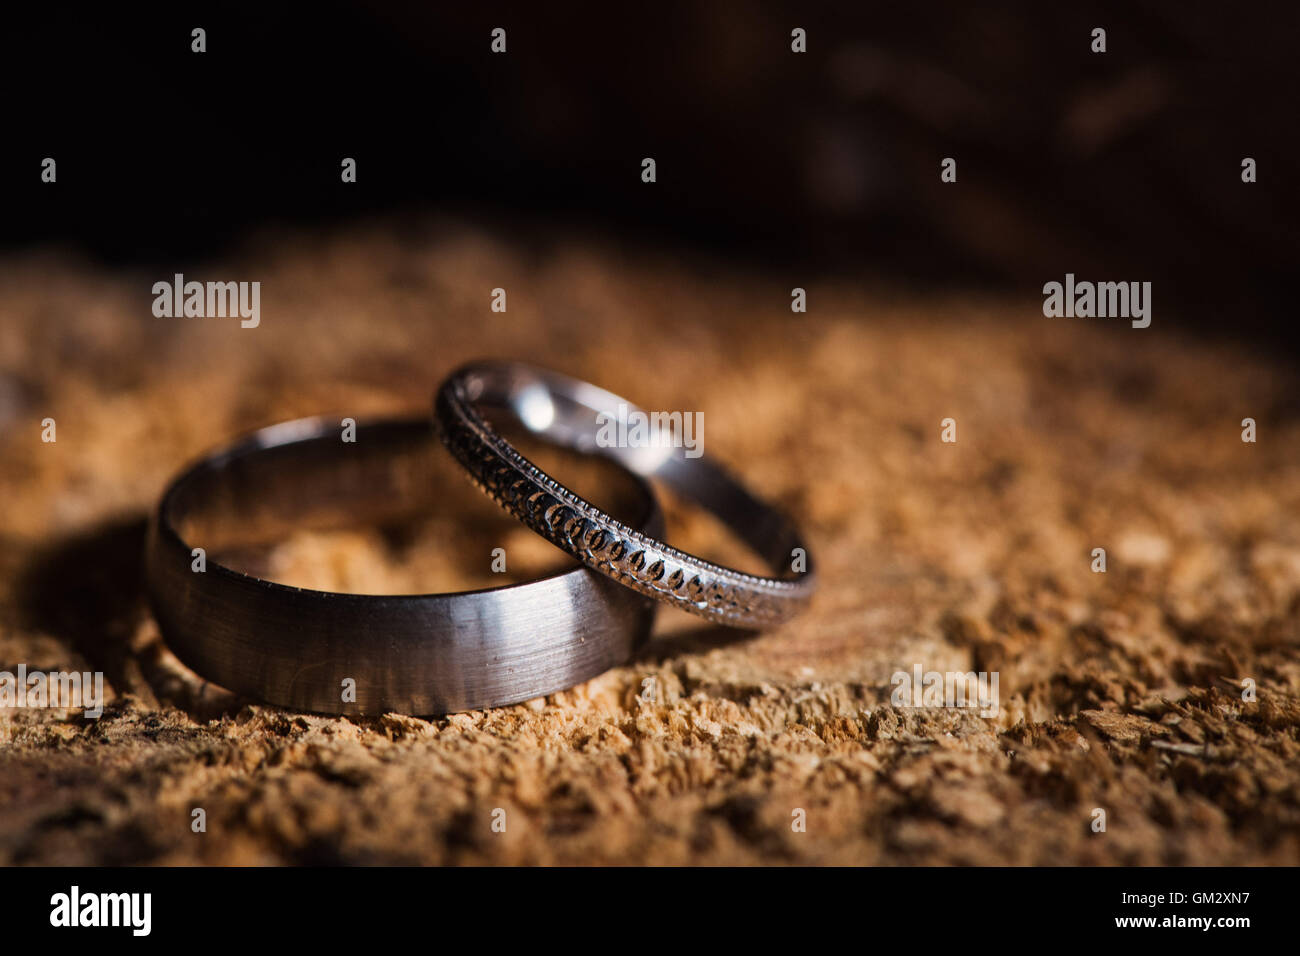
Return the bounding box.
[435,362,815,629]
[144,415,662,715]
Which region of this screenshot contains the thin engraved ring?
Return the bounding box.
[144,415,662,716]
[435,362,816,629]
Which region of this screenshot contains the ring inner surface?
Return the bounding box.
[464,368,804,582]
[165,417,658,595]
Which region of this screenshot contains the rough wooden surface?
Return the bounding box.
[1,223,1298,864]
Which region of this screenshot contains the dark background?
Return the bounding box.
[3,2,1297,347]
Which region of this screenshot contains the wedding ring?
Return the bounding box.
[144,415,662,715]
[435,362,815,629]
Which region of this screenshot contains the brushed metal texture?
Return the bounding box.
[145,416,661,716]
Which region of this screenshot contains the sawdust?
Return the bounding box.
[1,222,1298,864]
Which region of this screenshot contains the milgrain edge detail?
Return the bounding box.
[436,379,814,629]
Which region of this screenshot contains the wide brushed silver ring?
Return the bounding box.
[435,362,815,629]
[144,415,661,716]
